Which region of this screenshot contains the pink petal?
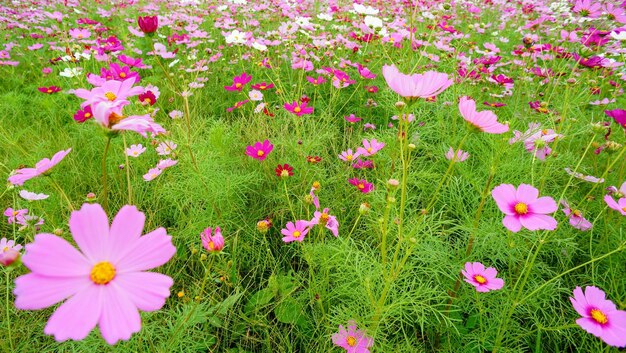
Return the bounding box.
[503,215,522,232]
[69,203,110,262]
[576,317,603,337]
[44,285,102,342]
[486,278,504,290]
[519,214,557,231]
[98,284,141,345]
[114,227,176,272]
[529,196,557,214]
[22,233,91,277]
[114,272,173,311]
[492,184,517,215]
[570,287,589,317]
[14,273,90,310]
[515,184,539,204]
[471,262,485,273]
[108,205,145,259]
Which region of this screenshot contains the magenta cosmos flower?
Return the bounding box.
[74,78,144,109]
[13,203,176,345]
[137,15,158,34]
[348,178,374,194]
[356,138,385,157]
[310,208,339,237]
[459,96,509,134]
[570,286,626,347]
[245,140,273,161]
[560,200,593,231]
[604,109,626,130]
[445,147,469,162]
[382,64,452,100]
[461,262,504,292]
[332,320,373,353]
[284,101,314,116]
[8,148,71,186]
[201,227,224,252]
[224,72,252,92]
[281,220,310,243]
[491,183,558,232]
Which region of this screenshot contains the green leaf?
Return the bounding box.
[216,292,243,316]
[274,297,303,324]
[244,288,275,314]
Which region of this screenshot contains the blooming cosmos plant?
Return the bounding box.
[201,227,224,252]
[13,203,176,345]
[0,238,21,266]
[462,262,504,292]
[491,183,558,232]
[8,148,71,186]
[332,320,373,353]
[245,140,274,161]
[570,286,626,347]
[281,220,310,243]
[459,96,509,134]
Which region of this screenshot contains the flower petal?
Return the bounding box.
[98,284,141,345]
[503,215,522,232]
[44,284,102,342]
[114,227,176,272]
[14,273,90,310]
[492,184,517,215]
[108,205,145,259]
[22,233,91,277]
[114,272,173,312]
[69,203,110,262]
[529,196,557,214]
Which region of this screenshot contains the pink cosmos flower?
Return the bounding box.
[245,140,273,161]
[156,159,178,170]
[382,64,453,100]
[459,97,509,134]
[4,208,27,224]
[143,168,162,181]
[339,149,361,162]
[284,101,314,116]
[523,129,562,160]
[564,168,605,183]
[309,208,339,237]
[491,183,558,232]
[0,238,21,266]
[8,148,71,186]
[352,160,375,169]
[348,178,374,194]
[461,262,504,292]
[156,141,177,155]
[201,227,224,252]
[38,86,62,94]
[74,106,93,123]
[344,114,362,123]
[281,220,310,243]
[19,190,49,201]
[306,76,327,86]
[13,203,176,345]
[332,320,373,353]
[605,109,626,130]
[224,72,252,91]
[126,144,146,157]
[570,286,626,347]
[91,103,165,137]
[73,78,144,109]
[445,147,469,162]
[356,139,385,157]
[560,200,593,231]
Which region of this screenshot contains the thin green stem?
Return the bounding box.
[101,136,112,214]
[48,176,74,211]
[122,135,133,205]
[283,179,296,220]
[5,269,14,352]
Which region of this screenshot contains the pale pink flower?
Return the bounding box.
[13,204,176,344]
[281,220,310,243]
[338,149,361,162]
[332,320,373,353]
[459,96,509,134]
[156,141,177,155]
[445,147,469,162]
[0,238,22,266]
[309,208,339,237]
[19,190,49,201]
[356,139,385,157]
[126,144,146,157]
[560,200,593,231]
[491,183,558,232]
[143,168,162,181]
[382,64,452,100]
[8,148,71,186]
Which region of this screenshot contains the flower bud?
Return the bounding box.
[359,202,371,215]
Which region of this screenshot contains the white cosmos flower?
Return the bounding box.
[59,67,83,77]
[353,3,379,15]
[225,30,246,44]
[364,15,383,29]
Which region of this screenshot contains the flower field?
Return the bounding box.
[1,0,625,352]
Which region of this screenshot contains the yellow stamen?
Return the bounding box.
[257,150,265,157]
[346,336,357,347]
[90,262,116,285]
[357,183,365,189]
[474,275,487,284]
[235,83,242,88]
[590,309,608,325]
[293,231,301,238]
[119,72,126,78]
[514,202,528,215]
[294,107,301,113]
[84,112,91,118]
[104,92,117,101]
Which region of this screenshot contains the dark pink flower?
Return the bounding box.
[462,262,504,292]
[605,109,626,130]
[224,72,252,92]
[284,101,314,116]
[138,16,158,34]
[245,140,273,161]
[570,286,626,347]
[348,178,374,193]
[38,86,61,94]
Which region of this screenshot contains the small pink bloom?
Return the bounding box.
[0,237,22,266]
[38,86,61,94]
[284,101,314,116]
[19,190,49,201]
[445,147,469,162]
[459,96,509,134]
[201,227,224,252]
[570,286,626,347]
[560,200,593,231]
[332,320,373,353]
[224,72,252,91]
[344,114,362,123]
[143,168,162,181]
[245,140,273,161]
[338,149,361,162]
[157,159,178,170]
[8,148,71,186]
[126,144,146,157]
[356,139,385,157]
[348,178,374,194]
[382,64,453,100]
[491,183,558,232]
[4,208,27,225]
[462,262,504,292]
[309,208,339,237]
[280,220,310,243]
[13,203,176,344]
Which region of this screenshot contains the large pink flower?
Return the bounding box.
[8,148,71,186]
[382,64,452,100]
[459,96,509,134]
[491,183,557,232]
[73,78,144,109]
[13,203,176,345]
[570,286,626,347]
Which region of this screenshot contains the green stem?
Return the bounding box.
[5,269,14,352]
[346,213,361,239]
[122,135,133,205]
[182,96,199,171]
[48,176,74,211]
[283,179,296,220]
[101,136,112,213]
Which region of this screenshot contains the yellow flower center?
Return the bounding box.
[144,98,152,104]
[133,151,138,156]
[474,275,487,284]
[590,309,608,325]
[294,107,301,113]
[84,112,91,118]
[357,183,365,189]
[104,91,117,101]
[2,246,8,252]
[235,83,242,88]
[12,211,18,216]
[346,336,357,347]
[514,202,528,215]
[293,231,301,238]
[208,241,215,250]
[47,89,52,93]
[622,207,626,212]
[90,261,116,285]
[367,147,373,153]
[320,213,329,225]
[260,85,266,90]
[572,210,582,217]
[120,72,126,78]
[109,112,124,124]
[281,170,290,177]
[257,150,265,157]
[346,154,353,161]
